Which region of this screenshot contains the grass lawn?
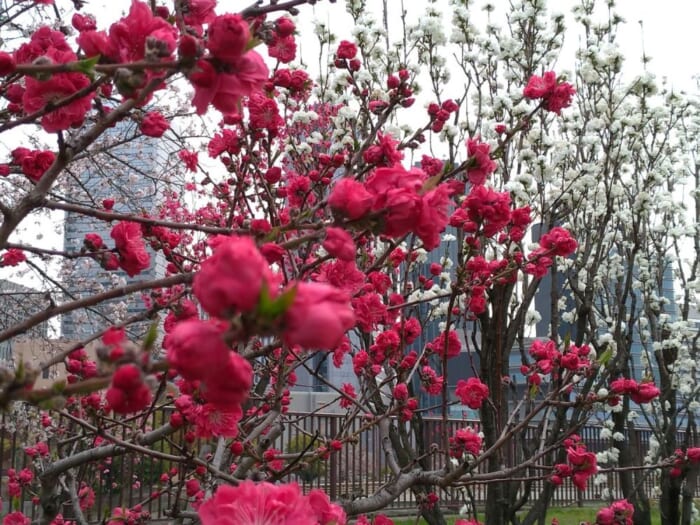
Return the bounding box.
[391,506,663,525]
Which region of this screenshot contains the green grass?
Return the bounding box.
[392,506,663,525]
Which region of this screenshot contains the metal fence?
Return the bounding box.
[0,409,694,521]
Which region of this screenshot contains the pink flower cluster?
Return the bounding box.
[551,435,597,490]
[9,147,55,182]
[670,447,700,477]
[3,512,30,525]
[450,185,532,249]
[334,40,361,71]
[427,330,462,359]
[13,27,94,132]
[64,347,98,382]
[198,481,346,525]
[455,377,490,410]
[6,467,33,498]
[173,394,243,438]
[106,505,149,525]
[1,248,27,267]
[166,318,252,409]
[521,340,591,387]
[106,364,152,414]
[523,71,576,115]
[609,378,660,405]
[428,99,459,133]
[110,221,151,277]
[24,441,49,458]
[595,499,634,525]
[189,13,268,114]
[449,427,483,459]
[465,137,498,185]
[329,163,459,250]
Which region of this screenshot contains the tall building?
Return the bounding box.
[0,279,49,368]
[0,279,55,380]
[60,122,172,343]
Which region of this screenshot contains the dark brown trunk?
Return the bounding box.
[612,411,651,525]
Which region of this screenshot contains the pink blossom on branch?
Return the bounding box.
[140,111,170,137]
[1,248,27,267]
[523,71,576,115]
[322,227,356,261]
[106,364,151,414]
[189,52,269,115]
[455,378,490,410]
[198,481,346,525]
[192,235,274,318]
[282,282,356,350]
[110,221,151,277]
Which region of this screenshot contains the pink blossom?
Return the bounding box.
[428,330,462,359]
[328,178,374,220]
[0,51,15,76]
[106,364,151,414]
[283,282,356,350]
[183,0,217,28]
[189,52,268,115]
[307,489,347,525]
[72,13,97,31]
[22,50,94,133]
[523,71,576,115]
[450,427,482,458]
[466,138,497,185]
[336,40,357,60]
[1,249,27,267]
[199,481,344,525]
[538,226,577,256]
[104,0,178,63]
[166,319,231,382]
[268,35,297,63]
[455,378,489,409]
[206,14,250,63]
[192,403,243,438]
[18,150,55,182]
[688,448,700,463]
[3,512,30,525]
[110,221,151,277]
[192,235,273,317]
[323,227,356,261]
[416,184,453,249]
[393,383,409,401]
[140,111,170,137]
[200,351,253,408]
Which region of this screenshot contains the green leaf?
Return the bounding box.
[597,347,613,366]
[142,321,159,352]
[71,55,101,80]
[529,383,539,399]
[245,37,262,52]
[257,283,297,320]
[51,379,67,394]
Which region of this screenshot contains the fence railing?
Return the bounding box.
[0,409,694,521]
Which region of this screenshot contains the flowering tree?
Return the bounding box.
[0,1,696,525]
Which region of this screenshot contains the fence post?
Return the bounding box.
[329,416,338,501]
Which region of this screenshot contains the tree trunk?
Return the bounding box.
[659,465,681,524]
[480,304,512,525]
[612,412,651,525]
[681,464,699,525]
[420,501,448,525]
